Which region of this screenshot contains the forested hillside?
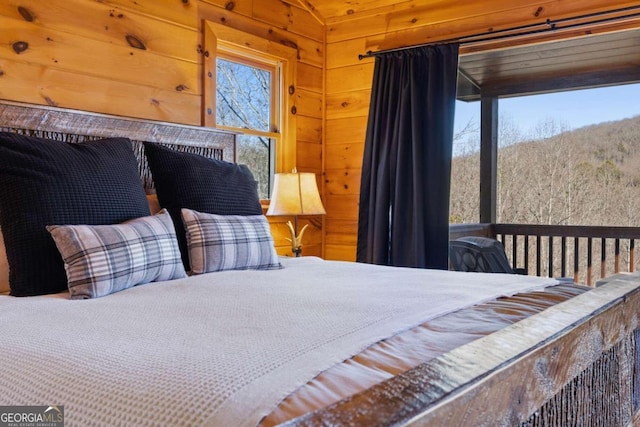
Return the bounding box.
[450,115,640,227]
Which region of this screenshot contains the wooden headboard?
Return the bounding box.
[0,101,236,191]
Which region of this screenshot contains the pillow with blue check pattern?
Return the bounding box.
[47,209,186,299]
[181,208,282,274]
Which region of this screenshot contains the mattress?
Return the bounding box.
[0,256,574,426]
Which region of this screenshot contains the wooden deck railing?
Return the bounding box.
[449,223,640,286]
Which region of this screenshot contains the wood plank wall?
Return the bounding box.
[0,0,324,258]
[323,0,640,261]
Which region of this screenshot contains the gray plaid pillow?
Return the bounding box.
[47,209,186,299]
[181,208,282,274]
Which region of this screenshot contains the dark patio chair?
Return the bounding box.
[449,236,527,275]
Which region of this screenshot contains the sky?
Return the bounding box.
[454,82,640,142]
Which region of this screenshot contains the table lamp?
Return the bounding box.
[266,169,326,256]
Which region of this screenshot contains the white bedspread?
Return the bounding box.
[0,257,558,426]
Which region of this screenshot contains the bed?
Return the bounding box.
[1,101,639,427]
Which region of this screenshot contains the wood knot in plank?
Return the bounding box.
[175,84,189,92]
[44,96,57,107]
[17,6,35,22]
[309,217,322,228]
[534,7,544,17]
[125,34,146,50]
[0,70,4,77]
[280,39,298,51]
[12,41,29,54]
[225,1,235,11]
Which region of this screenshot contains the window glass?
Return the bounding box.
[216,58,272,132]
[216,56,277,198]
[235,134,273,200]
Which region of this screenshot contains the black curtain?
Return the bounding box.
[356,44,459,269]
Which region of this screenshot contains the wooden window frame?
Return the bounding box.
[203,22,297,191]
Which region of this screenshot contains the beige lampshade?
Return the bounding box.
[266,172,326,216]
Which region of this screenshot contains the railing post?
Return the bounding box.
[536,235,542,277]
[601,238,607,279]
[548,236,554,278]
[561,236,567,278]
[587,238,593,286]
[524,236,529,274]
[574,238,580,284]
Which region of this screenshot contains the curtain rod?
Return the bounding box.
[358,5,640,60]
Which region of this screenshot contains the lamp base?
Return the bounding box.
[286,218,309,258]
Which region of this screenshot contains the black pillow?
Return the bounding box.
[143,142,262,269]
[0,132,150,296]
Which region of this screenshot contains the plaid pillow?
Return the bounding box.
[181,208,282,274]
[47,209,186,299]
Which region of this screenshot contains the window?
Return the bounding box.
[216,55,278,198]
[204,23,297,200]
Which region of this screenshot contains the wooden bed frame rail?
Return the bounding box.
[284,274,640,426]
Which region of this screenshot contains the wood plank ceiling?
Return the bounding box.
[457,27,640,101]
[299,0,640,101]
[298,0,421,23]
